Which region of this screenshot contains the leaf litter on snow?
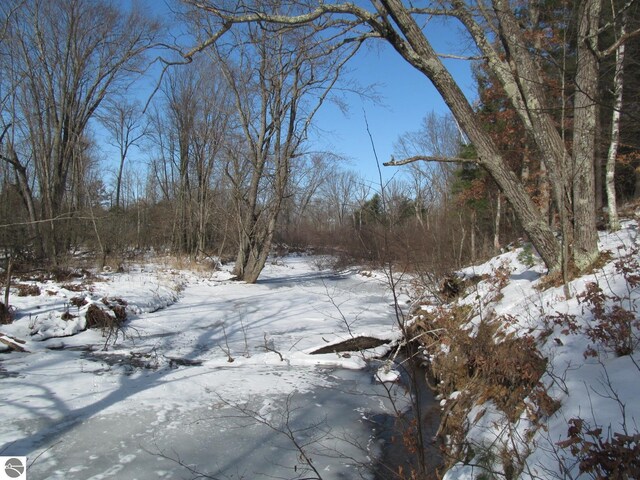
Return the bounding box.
[436,220,640,480]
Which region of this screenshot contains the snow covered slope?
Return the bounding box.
[433,221,640,480]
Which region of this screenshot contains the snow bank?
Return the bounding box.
[2,266,185,344]
[431,220,640,480]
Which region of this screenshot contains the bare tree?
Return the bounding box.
[605,7,629,231]
[98,97,148,210]
[280,153,331,243]
[147,59,233,258]
[191,63,233,257]
[395,111,463,161]
[394,111,460,227]
[0,0,160,264]
[147,105,177,205]
[191,10,360,283]
[321,169,363,231]
[183,0,640,275]
[164,68,199,255]
[183,0,562,272]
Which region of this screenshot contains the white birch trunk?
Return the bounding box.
[606,13,627,231]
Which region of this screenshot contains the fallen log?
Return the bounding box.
[0,335,28,352]
[310,336,390,355]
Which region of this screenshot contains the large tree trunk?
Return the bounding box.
[233,155,288,283]
[237,225,276,284]
[379,0,562,272]
[233,208,280,283]
[572,0,601,269]
[3,143,41,255]
[232,151,268,282]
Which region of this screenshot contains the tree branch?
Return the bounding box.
[599,26,640,57]
[183,21,232,60]
[183,1,377,28]
[437,52,485,61]
[596,0,638,35]
[0,123,11,144]
[407,7,452,16]
[383,155,477,167]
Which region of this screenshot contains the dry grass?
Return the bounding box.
[61,283,88,292]
[414,307,549,421]
[159,255,221,273]
[15,283,41,297]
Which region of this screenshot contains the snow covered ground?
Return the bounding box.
[436,220,640,480]
[0,256,408,480]
[5,221,637,480]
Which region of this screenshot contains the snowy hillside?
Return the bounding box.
[420,220,640,480]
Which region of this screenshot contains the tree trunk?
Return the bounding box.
[470,209,476,262]
[594,103,603,215]
[572,0,601,269]
[232,154,267,281]
[4,143,41,255]
[458,212,466,267]
[605,11,626,231]
[233,209,280,284]
[539,161,551,224]
[466,0,573,236]
[494,194,501,253]
[379,0,561,272]
[115,148,126,210]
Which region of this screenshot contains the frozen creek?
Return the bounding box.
[0,257,412,479]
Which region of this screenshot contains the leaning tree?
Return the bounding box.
[182,0,640,275]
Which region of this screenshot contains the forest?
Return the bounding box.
[2,2,640,480]
[0,0,637,283]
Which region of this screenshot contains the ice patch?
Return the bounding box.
[375,363,400,383]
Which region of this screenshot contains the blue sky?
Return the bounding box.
[310,32,477,185]
[101,1,478,189]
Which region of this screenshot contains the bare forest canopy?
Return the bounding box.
[1,0,639,282]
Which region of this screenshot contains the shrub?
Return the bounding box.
[70,296,88,307]
[577,279,639,357]
[547,249,640,358]
[16,283,40,296]
[470,329,548,421]
[557,418,640,480]
[411,262,554,476]
[86,304,121,330]
[517,243,536,268]
[86,298,129,349]
[414,306,548,421]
